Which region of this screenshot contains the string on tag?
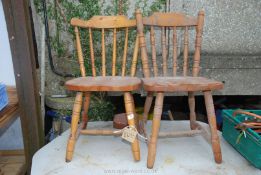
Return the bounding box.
[113,126,148,142]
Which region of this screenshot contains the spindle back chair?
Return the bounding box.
[138,11,203,78]
[136,9,223,168]
[65,15,141,163]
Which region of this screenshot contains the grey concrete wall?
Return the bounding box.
[31,0,261,96]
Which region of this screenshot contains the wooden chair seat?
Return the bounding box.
[65,76,141,92]
[142,76,223,92]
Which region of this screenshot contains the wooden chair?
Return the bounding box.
[65,16,141,162]
[136,10,223,168]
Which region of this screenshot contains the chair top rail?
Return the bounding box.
[71,16,136,29]
[142,12,198,27]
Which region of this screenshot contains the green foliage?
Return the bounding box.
[88,93,115,121]
[34,0,166,121]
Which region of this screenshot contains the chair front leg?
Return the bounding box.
[124,92,140,161]
[203,90,222,164]
[188,92,197,130]
[147,92,164,169]
[66,92,83,162]
[81,92,91,129]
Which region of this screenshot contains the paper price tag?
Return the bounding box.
[127,113,134,120]
[121,126,138,143]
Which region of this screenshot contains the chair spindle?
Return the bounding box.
[161,27,168,76]
[150,26,158,76]
[130,36,139,77]
[74,27,86,77]
[112,28,117,76]
[88,28,96,76]
[183,26,189,76]
[101,28,106,76]
[121,28,129,76]
[172,27,178,76]
[192,11,204,77]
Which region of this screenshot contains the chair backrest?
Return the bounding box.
[71,16,139,77]
[136,9,205,78]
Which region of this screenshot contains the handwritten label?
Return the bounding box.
[122,126,137,143]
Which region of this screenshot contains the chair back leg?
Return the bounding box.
[188,92,197,130]
[141,92,153,137]
[81,92,91,129]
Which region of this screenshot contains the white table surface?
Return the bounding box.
[31,121,260,175]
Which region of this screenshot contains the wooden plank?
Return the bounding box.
[0,150,26,175]
[2,0,45,173]
[0,87,19,134]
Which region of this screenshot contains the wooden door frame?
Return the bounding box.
[2,0,44,173]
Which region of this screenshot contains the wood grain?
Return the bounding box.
[71,16,136,28]
[66,76,141,92]
[192,10,205,76]
[136,9,150,78]
[172,27,178,76]
[142,12,198,27]
[142,77,223,92]
[124,92,140,161]
[121,28,129,76]
[130,36,139,77]
[0,87,19,132]
[136,9,222,169]
[150,26,158,76]
[183,26,189,76]
[147,92,164,169]
[161,27,167,76]
[112,28,117,76]
[89,28,96,76]
[75,27,86,77]
[0,150,26,175]
[101,28,106,76]
[66,92,82,162]
[204,91,222,163]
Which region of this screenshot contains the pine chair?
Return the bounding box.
[136,9,223,168]
[65,16,141,162]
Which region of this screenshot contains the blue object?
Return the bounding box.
[46,110,72,123]
[0,84,8,111]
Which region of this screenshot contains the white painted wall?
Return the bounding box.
[0,1,23,150]
[0,0,15,86]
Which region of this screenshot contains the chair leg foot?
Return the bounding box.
[65,92,83,162]
[147,119,160,169]
[66,138,75,162]
[204,91,222,164]
[147,93,164,169]
[124,92,140,161]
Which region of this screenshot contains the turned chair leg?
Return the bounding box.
[81,92,90,129]
[188,92,197,130]
[140,92,153,136]
[66,92,83,162]
[147,92,164,169]
[204,91,222,164]
[124,92,140,161]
